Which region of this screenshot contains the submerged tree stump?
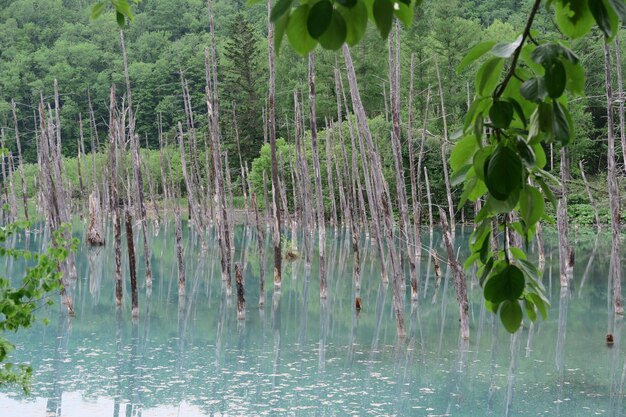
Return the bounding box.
[87,192,105,246]
[236,263,245,320]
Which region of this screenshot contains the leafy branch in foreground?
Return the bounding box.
[0,222,77,393]
[452,0,626,332]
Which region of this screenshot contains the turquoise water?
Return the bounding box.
[0,221,623,416]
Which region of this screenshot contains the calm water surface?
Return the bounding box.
[0,221,623,416]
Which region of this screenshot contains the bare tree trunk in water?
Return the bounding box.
[424,167,434,234]
[109,86,123,307]
[268,0,282,289]
[342,45,404,338]
[388,26,417,303]
[125,209,138,318]
[557,148,572,287]
[435,64,455,233]
[440,207,469,340]
[175,188,185,298]
[236,263,245,320]
[308,53,327,299]
[87,192,105,246]
[252,193,266,306]
[120,30,153,288]
[604,43,623,315]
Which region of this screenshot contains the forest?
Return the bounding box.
[1,0,626,415]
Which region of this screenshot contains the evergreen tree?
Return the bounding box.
[223,13,261,163]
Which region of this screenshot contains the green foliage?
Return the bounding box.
[0,221,77,393]
[269,0,423,55]
[453,0,626,333]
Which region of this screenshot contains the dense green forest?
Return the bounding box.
[0,0,618,224]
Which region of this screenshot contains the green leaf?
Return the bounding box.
[373,0,393,39]
[116,11,125,27]
[524,297,537,322]
[491,35,523,58]
[473,146,492,182]
[554,0,594,38]
[533,143,547,168]
[287,5,318,56]
[528,292,549,319]
[516,136,536,166]
[476,58,504,97]
[338,1,368,46]
[319,11,347,50]
[450,135,478,171]
[538,101,553,137]
[489,100,514,129]
[485,145,523,201]
[608,0,626,21]
[589,0,613,37]
[562,59,585,95]
[458,41,496,72]
[308,0,333,39]
[337,0,358,6]
[535,176,557,209]
[545,60,567,98]
[500,300,523,333]
[519,185,544,228]
[552,101,572,145]
[271,0,293,22]
[508,98,527,128]
[484,265,525,304]
[520,77,547,103]
[531,43,579,65]
[91,2,106,19]
[394,1,414,26]
[274,11,290,54]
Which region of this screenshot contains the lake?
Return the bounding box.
[0,220,622,416]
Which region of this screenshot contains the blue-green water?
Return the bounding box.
[0,221,623,416]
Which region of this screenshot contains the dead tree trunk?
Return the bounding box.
[440,207,469,339]
[308,53,328,299]
[324,121,338,228]
[109,86,123,307]
[252,192,266,306]
[120,29,153,288]
[87,192,105,246]
[236,263,245,320]
[435,64,455,232]
[388,26,417,302]
[175,187,185,298]
[268,0,282,289]
[557,148,572,287]
[11,100,28,221]
[579,160,600,232]
[125,209,139,318]
[604,43,623,315]
[77,114,86,208]
[343,45,405,338]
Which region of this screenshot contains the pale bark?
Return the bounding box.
[435,64,455,232]
[604,43,623,315]
[268,0,282,289]
[309,53,328,299]
[343,45,405,338]
[440,207,469,340]
[11,100,28,221]
[579,160,600,232]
